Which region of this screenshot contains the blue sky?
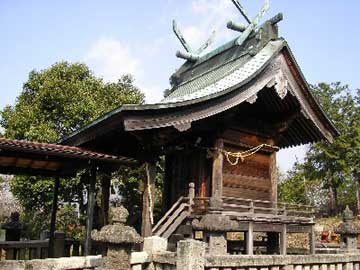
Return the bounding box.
[0,0,359,172]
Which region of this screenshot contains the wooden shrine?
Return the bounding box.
[58,0,338,255]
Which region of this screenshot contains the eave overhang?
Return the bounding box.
[60,40,338,149]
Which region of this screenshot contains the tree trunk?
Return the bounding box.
[333,187,339,214]
[328,184,336,216]
[354,172,360,215]
[327,169,338,216]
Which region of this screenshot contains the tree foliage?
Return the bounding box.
[279,82,360,215]
[0,62,145,236]
[1,62,144,142]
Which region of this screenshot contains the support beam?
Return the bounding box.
[48,176,60,258]
[269,152,277,202]
[84,168,96,256]
[280,224,287,255]
[141,161,156,237]
[246,222,254,255]
[100,173,111,226]
[211,138,224,197]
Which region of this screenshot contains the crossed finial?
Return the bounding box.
[173,0,273,62]
[173,20,216,62]
[227,0,270,46]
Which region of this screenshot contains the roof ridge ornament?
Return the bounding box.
[227,0,270,46]
[173,20,216,62]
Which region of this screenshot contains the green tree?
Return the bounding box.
[279,82,360,215]
[0,62,145,236]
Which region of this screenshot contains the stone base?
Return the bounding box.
[208,234,227,255]
[104,247,131,270]
[143,236,167,253]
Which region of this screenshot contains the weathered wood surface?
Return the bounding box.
[222,140,272,201]
[153,196,185,233]
[141,161,156,237]
[269,152,277,202]
[0,240,48,260]
[212,138,224,197]
[84,168,96,256]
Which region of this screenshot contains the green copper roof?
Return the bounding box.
[162,39,285,104]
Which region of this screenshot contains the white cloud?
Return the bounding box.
[84,37,165,104]
[179,0,238,51]
[85,37,141,82]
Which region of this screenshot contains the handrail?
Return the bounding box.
[223,196,313,209]
[193,197,210,200]
[223,196,273,205]
[155,203,189,237]
[0,240,49,260]
[277,201,314,209]
[152,196,185,233]
[222,196,314,217]
[0,240,48,249]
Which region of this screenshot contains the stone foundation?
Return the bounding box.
[0,255,101,270]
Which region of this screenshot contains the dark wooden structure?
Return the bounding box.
[0,137,135,257]
[1,5,338,257]
[58,13,338,255]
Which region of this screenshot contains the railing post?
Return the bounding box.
[280,223,287,255]
[246,221,254,255]
[188,182,195,207]
[249,201,254,214]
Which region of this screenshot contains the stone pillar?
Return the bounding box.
[208,233,227,255]
[143,236,168,253]
[53,231,65,258]
[177,239,205,270]
[92,205,143,270]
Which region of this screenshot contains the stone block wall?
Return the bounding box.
[0,255,101,270]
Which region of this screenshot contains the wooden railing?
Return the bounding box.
[0,240,49,260]
[152,183,315,238]
[222,196,315,218]
[0,238,102,261]
[152,197,192,238]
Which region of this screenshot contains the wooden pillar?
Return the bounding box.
[269,152,277,202]
[246,221,254,255]
[309,225,316,254]
[48,176,60,258]
[100,173,111,226]
[84,168,96,256]
[280,224,287,255]
[211,138,224,197]
[141,161,156,237]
